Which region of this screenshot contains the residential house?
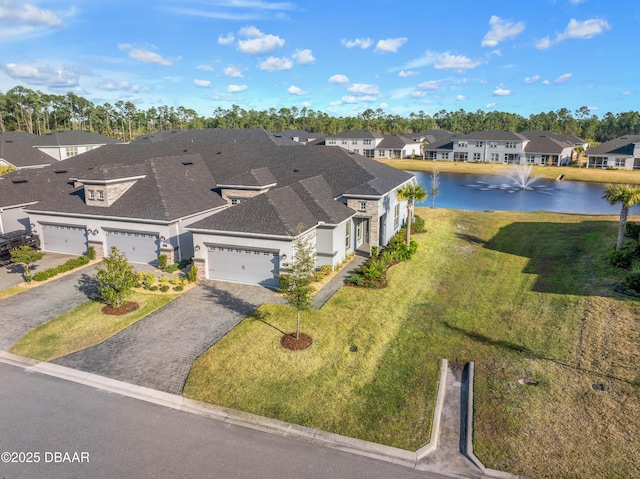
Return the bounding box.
[324,130,385,158]
[585,135,640,170]
[0,129,415,288]
[278,130,323,145]
[375,135,423,159]
[31,130,119,161]
[0,132,53,170]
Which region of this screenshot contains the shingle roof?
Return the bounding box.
[31,130,119,147]
[0,136,52,168]
[326,129,384,140]
[376,135,419,149]
[523,135,572,154]
[457,130,528,141]
[520,130,586,146]
[586,135,640,156]
[2,128,414,231]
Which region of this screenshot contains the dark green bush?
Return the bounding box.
[158,254,168,270]
[174,285,184,291]
[622,271,640,292]
[33,255,90,282]
[412,215,426,233]
[320,264,332,275]
[278,273,291,291]
[87,245,96,260]
[149,286,158,291]
[609,248,636,269]
[160,285,170,292]
[187,265,198,283]
[625,222,640,241]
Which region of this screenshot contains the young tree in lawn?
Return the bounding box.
[603,184,640,250]
[397,183,427,245]
[429,170,441,208]
[10,245,44,284]
[280,227,316,340]
[96,246,136,308]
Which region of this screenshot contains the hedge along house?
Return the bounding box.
[0,129,415,286]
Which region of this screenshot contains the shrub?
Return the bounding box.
[87,245,96,260]
[312,269,326,282]
[160,276,169,286]
[187,265,198,283]
[626,222,640,241]
[622,271,640,293]
[149,286,158,291]
[609,248,636,269]
[158,254,168,270]
[278,273,291,290]
[320,264,332,275]
[182,278,189,285]
[346,273,364,286]
[163,263,179,273]
[160,285,170,292]
[171,277,181,285]
[174,285,184,291]
[412,215,426,233]
[32,255,90,282]
[141,273,156,289]
[371,246,379,258]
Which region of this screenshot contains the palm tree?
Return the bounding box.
[397,183,427,246]
[603,184,640,250]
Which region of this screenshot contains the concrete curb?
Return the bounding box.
[416,357,448,459]
[463,361,528,479]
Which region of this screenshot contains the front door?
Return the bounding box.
[356,218,369,248]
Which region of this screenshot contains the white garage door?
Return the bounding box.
[207,245,279,288]
[105,230,159,264]
[41,224,87,255]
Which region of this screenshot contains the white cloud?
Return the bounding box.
[398,70,418,78]
[98,81,150,92]
[403,51,437,69]
[434,52,482,70]
[493,85,511,96]
[218,33,235,45]
[119,44,174,66]
[524,75,540,83]
[375,37,408,53]
[341,95,377,104]
[535,36,553,50]
[227,84,248,92]
[623,91,634,96]
[196,64,214,72]
[536,18,611,49]
[410,91,426,98]
[1,62,78,87]
[558,18,611,41]
[347,83,379,95]
[288,85,306,95]
[486,102,497,109]
[542,79,550,85]
[259,56,293,71]
[341,37,372,49]
[223,65,243,77]
[0,1,63,27]
[293,49,315,65]
[555,73,573,84]
[481,15,525,47]
[236,26,284,55]
[328,74,349,84]
[194,79,211,88]
[416,80,444,91]
[569,0,585,4]
[456,95,466,101]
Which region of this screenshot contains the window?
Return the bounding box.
[504,154,519,164]
[363,149,374,157]
[454,152,468,162]
[87,190,95,200]
[475,141,484,148]
[65,146,78,157]
[230,198,245,205]
[489,141,498,148]
[97,190,104,200]
[363,139,372,145]
[442,152,450,160]
[527,155,536,164]
[505,141,517,149]
[327,139,336,145]
[341,140,348,145]
[394,204,400,228]
[589,156,606,168]
[359,201,367,211]
[615,157,626,168]
[353,149,360,154]
[473,153,482,161]
[490,153,500,162]
[345,221,351,248]
[352,140,358,145]
[457,140,468,148]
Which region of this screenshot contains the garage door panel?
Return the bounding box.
[207,245,279,288]
[41,224,87,255]
[105,230,159,264]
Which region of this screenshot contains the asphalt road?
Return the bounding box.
[0,363,451,479]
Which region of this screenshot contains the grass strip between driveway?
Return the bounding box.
[9,292,178,361]
[184,208,640,479]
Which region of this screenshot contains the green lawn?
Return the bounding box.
[184,208,640,479]
[10,292,178,361]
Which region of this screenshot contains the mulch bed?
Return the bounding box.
[101,301,139,316]
[280,332,313,351]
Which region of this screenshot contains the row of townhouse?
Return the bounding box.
[423,130,587,166]
[585,135,640,170]
[322,130,426,159]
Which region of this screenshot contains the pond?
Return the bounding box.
[411,170,640,215]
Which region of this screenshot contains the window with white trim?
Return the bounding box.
[394,203,400,228]
[457,140,468,148]
[490,153,500,162]
[97,190,104,200]
[475,141,484,148]
[615,157,626,167]
[87,190,95,199]
[363,139,372,145]
[473,153,482,161]
[230,197,245,205]
[505,141,518,149]
[489,141,498,148]
[65,146,78,157]
[345,221,351,248]
[359,201,367,211]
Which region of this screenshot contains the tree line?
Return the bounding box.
[2,85,640,144]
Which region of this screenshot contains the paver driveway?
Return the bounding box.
[54,281,284,394]
[0,266,98,350]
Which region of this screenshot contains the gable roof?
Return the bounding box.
[0,136,53,169]
[376,135,420,149]
[457,130,528,142]
[586,135,640,156]
[31,130,119,147]
[519,130,586,146]
[523,135,573,154]
[326,129,384,140]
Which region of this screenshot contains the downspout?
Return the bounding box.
[175,220,182,260]
[0,208,4,234]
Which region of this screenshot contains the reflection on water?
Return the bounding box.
[410,170,640,215]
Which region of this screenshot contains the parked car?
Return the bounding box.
[0,230,40,266]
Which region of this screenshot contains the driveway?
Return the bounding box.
[54,281,284,394]
[0,252,80,291]
[0,265,98,350]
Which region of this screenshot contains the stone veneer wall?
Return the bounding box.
[87,240,105,259]
[346,198,381,248]
[85,179,138,207]
[220,188,265,204]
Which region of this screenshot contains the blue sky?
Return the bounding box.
[0,0,636,118]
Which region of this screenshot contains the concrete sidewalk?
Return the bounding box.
[313,252,367,309]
